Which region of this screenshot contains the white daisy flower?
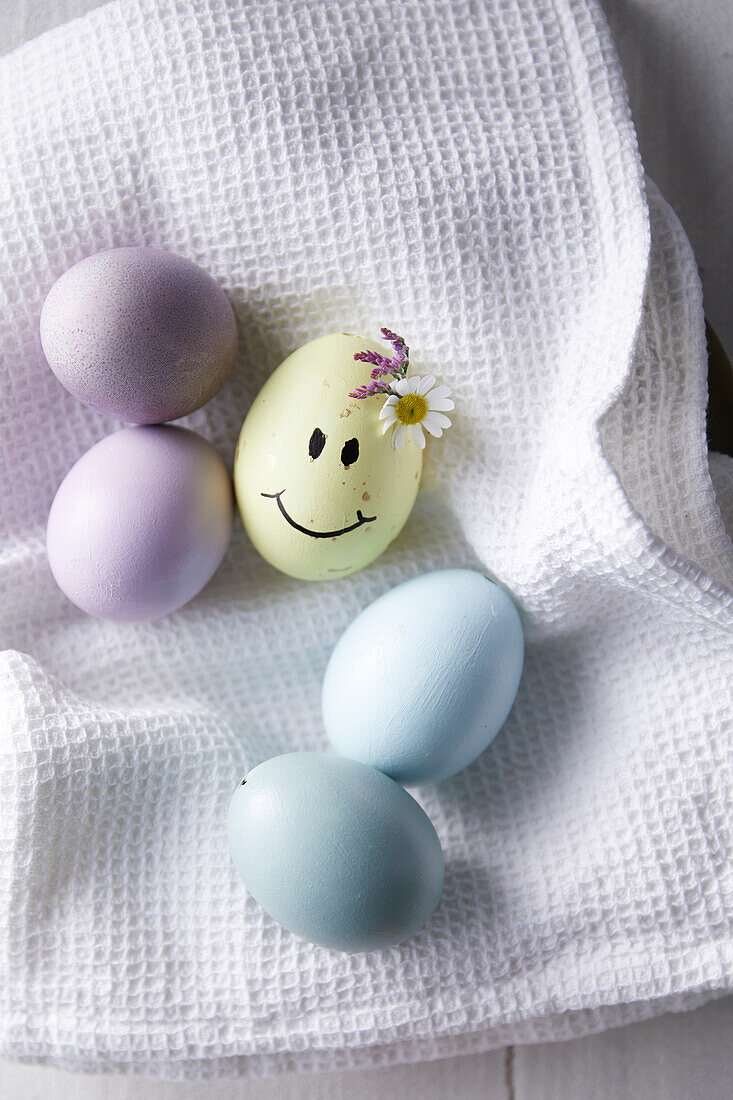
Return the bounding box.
[378,374,454,450]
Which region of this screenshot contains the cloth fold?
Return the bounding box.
[0,0,731,1079]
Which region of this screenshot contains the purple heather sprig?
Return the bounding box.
[349,378,394,399]
[349,328,410,396]
[347,328,454,450]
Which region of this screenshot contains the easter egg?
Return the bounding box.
[47,426,233,621]
[228,752,444,952]
[233,333,422,581]
[40,247,237,423]
[322,569,524,785]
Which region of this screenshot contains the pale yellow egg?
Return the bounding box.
[234,333,423,581]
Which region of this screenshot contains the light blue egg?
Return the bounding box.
[227,752,444,952]
[322,568,524,785]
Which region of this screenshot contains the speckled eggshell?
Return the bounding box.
[46,426,233,621]
[228,752,444,952]
[40,247,237,423]
[233,333,423,581]
[323,569,524,785]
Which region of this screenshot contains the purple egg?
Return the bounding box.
[47,426,233,621]
[40,247,237,424]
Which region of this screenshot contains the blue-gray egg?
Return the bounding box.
[322,569,524,784]
[227,753,444,952]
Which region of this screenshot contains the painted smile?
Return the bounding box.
[261,490,377,539]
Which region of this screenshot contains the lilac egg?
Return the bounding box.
[47,426,233,621]
[40,248,237,424]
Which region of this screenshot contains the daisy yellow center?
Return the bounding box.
[396,393,428,425]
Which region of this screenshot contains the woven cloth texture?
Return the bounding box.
[0,0,732,1079]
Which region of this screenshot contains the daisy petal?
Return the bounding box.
[422,412,445,437]
[392,424,408,450]
[411,423,426,448]
[428,385,451,399]
[416,374,436,395]
[426,396,454,412]
[426,410,452,429]
[393,377,412,396]
[382,417,394,434]
[379,400,398,419]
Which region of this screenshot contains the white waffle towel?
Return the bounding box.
[1,0,732,1080]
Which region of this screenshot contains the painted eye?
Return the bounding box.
[309,428,326,460]
[341,438,359,466]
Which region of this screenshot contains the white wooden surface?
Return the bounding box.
[1,0,731,1096]
[515,999,733,1100]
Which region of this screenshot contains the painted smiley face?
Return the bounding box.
[234,333,423,580]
